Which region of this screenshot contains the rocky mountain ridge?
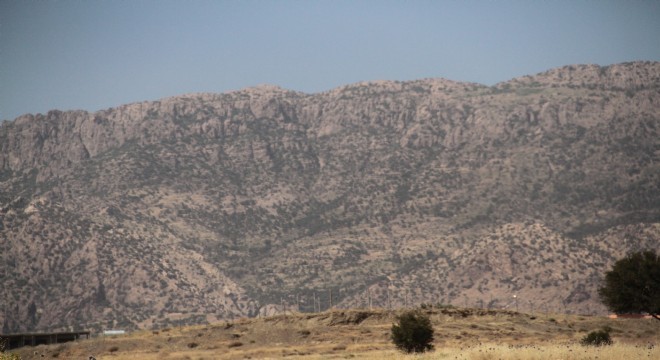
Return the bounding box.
[1,61,659,332]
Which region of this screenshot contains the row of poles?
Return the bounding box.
[275,288,599,316]
[277,287,418,315]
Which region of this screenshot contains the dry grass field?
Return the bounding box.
[11,307,659,359]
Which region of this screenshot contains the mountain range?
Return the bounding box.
[1,61,659,333]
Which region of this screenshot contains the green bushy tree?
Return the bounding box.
[391,310,434,353]
[598,250,660,321]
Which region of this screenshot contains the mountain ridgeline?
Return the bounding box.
[1,62,659,332]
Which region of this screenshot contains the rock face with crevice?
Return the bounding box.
[1,62,659,332]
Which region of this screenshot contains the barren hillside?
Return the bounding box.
[1,62,659,332]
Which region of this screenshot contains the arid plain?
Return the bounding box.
[11,307,659,360]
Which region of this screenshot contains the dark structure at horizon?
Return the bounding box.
[0,331,90,350]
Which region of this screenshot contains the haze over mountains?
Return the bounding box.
[1,62,659,333]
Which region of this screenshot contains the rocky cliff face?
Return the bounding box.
[1,62,659,332]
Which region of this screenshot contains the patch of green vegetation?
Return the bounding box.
[580,328,613,346]
[515,87,544,96]
[391,310,434,353]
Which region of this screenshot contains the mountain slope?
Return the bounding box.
[1,62,659,332]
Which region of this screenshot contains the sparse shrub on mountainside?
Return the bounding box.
[580,328,613,346]
[391,310,434,353]
[435,303,454,309]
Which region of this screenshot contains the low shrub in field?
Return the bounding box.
[580,328,613,346]
[0,340,21,360]
[391,310,434,353]
[0,353,21,360]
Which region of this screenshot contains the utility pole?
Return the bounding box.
[284,300,288,318]
[404,289,408,308]
[313,292,317,313]
[329,290,333,310]
[387,287,391,309]
[513,295,518,312]
[368,288,372,310]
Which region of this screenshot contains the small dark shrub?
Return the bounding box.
[108,346,119,353]
[187,342,198,349]
[227,341,243,348]
[391,310,434,353]
[435,303,454,309]
[580,329,613,346]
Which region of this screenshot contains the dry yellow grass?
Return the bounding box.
[80,343,658,360]
[13,308,660,359]
[343,343,659,360]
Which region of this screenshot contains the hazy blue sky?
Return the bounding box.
[1,0,659,121]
